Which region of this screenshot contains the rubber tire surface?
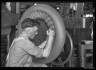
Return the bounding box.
[18,4,66,64]
[51,31,73,65]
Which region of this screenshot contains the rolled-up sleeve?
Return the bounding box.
[22,40,43,57]
[15,39,44,57]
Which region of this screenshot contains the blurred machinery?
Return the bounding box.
[1,2,94,68]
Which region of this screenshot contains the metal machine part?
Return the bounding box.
[17,4,66,64]
[1,4,19,29]
[1,35,8,67]
[1,27,11,35]
[51,31,73,65]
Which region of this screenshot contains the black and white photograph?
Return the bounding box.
[1,2,94,68]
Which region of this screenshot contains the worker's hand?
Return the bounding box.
[46,29,55,37]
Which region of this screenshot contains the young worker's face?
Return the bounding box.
[26,26,38,39]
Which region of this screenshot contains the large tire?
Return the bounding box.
[18,4,66,64]
[51,31,73,65]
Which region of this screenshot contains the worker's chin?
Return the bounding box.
[31,35,35,39]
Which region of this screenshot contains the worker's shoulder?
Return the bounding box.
[14,39,28,46]
[15,38,34,47]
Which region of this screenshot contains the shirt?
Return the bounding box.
[6,37,45,67]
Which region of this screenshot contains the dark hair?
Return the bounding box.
[21,18,40,30]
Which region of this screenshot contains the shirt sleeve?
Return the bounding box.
[16,39,44,57]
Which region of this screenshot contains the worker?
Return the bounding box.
[6,18,55,67]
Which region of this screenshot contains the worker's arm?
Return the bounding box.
[13,39,43,58]
[16,29,55,58]
[43,36,54,57]
[42,29,55,57]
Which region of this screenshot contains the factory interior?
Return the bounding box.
[1,2,94,68]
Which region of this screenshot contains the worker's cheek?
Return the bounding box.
[29,32,36,39]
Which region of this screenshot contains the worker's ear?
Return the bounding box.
[23,28,28,34]
[25,28,33,35]
[25,28,30,34]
